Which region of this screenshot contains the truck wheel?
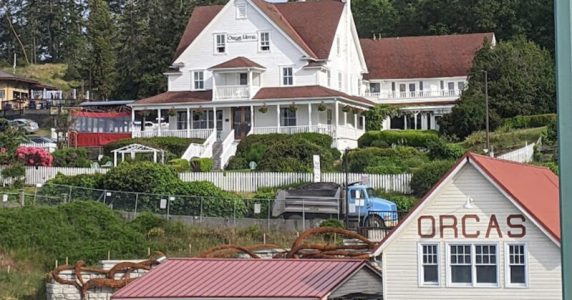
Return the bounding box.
[366,215,386,228]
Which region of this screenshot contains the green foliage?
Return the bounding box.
[410,160,455,197]
[168,159,190,172]
[375,191,418,212]
[169,181,247,217]
[103,161,179,194]
[228,133,338,171]
[545,118,557,145]
[1,163,25,188]
[440,39,555,139]
[52,148,91,167]
[358,130,439,148]
[46,172,105,189]
[462,127,545,154]
[364,105,399,131]
[500,114,556,130]
[103,137,202,157]
[190,158,212,172]
[426,139,465,160]
[347,147,428,174]
[319,219,344,228]
[87,0,117,100]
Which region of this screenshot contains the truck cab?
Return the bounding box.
[346,184,398,228]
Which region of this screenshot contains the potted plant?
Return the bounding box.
[318,101,327,111]
[194,106,205,115]
[258,104,268,113]
[168,107,176,116]
[288,102,298,112]
[352,107,362,114]
[342,105,351,113]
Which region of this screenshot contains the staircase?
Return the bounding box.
[212,140,224,170]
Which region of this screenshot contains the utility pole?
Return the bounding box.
[555,0,572,299]
[483,70,491,155]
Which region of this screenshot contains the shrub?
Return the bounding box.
[410,160,454,197]
[346,147,428,174]
[257,139,335,172]
[169,181,247,217]
[426,139,465,160]
[500,113,556,130]
[168,159,190,172]
[103,137,203,157]
[358,130,439,148]
[319,218,344,228]
[15,147,53,166]
[52,148,91,167]
[1,163,25,188]
[41,173,105,202]
[103,161,180,194]
[190,158,212,172]
[45,172,105,189]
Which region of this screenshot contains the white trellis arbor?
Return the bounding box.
[111,144,165,166]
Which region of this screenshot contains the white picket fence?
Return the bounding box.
[497,138,540,163]
[178,172,411,193]
[8,167,110,186]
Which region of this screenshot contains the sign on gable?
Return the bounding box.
[227,33,257,43]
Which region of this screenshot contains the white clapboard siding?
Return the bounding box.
[179,172,412,193]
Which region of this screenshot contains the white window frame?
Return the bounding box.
[445,242,500,288]
[336,37,341,56]
[193,70,205,90]
[505,242,529,288]
[214,33,226,54]
[417,243,440,287]
[281,66,294,86]
[338,73,342,90]
[235,2,247,19]
[259,31,270,52]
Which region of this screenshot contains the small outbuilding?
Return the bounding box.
[112,258,383,300]
[111,143,165,166]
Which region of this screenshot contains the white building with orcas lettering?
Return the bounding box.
[129,0,494,168]
[371,152,561,300]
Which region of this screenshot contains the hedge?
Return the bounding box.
[52,148,92,168]
[500,113,556,130]
[346,146,428,174]
[358,130,440,148]
[190,158,212,172]
[168,159,190,172]
[103,137,204,157]
[410,160,454,197]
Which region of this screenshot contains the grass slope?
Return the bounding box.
[1,63,76,91]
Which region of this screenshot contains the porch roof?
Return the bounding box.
[253,85,375,107]
[134,90,212,105]
[209,56,265,70]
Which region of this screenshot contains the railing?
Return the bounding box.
[498,137,540,163]
[132,128,213,139]
[181,129,216,160]
[219,129,237,169]
[335,125,365,140]
[216,86,250,100]
[252,125,334,135]
[365,89,461,99]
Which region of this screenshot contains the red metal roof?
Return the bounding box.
[112,259,366,299]
[360,33,495,79]
[134,90,213,105]
[174,5,224,60]
[254,85,375,106]
[209,56,265,70]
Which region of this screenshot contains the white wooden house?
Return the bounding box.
[372,153,561,299]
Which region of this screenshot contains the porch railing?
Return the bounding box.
[132,128,213,139]
[219,129,237,169]
[181,129,216,160]
[365,89,461,99]
[252,125,334,135]
[216,86,249,100]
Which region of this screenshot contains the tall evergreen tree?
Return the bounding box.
[86,0,117,100]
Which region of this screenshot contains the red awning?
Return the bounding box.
[70,132,131,147]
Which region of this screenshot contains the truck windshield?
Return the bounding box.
[366,188,377,198]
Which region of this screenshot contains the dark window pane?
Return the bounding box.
[510,266,526,284]
[476,266,497,283]
[423,266,438,283]
[451,266,471,283]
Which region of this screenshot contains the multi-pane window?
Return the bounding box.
[0,90,4,100]
[475,245,497,284]
[239,73,248,85]
[282,67,293,86]
[450,245,472,284]
[280,108,296,126]
[176,111,187,130]
[326,109,333,125]
[236,2,247,19]
[215,34,226,54]
[369,82,380,94]
[421,244,439,285]
[507,244,527,286]
[458,81,466,91]
[193,71,204,90]
[259,32,270,51]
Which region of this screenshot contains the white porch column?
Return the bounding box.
[308,103,312,130]
[334,101,339,139]
[276,104,281,133]
[430,113,436,130]
[250,105,254,134]
[421,113,428,130]
[403,115,408,129]
[186,107,191,137]
[131,109,135,133]
[344,111,347,125]
[413,113,418,130]
[354,113,358,133]
[248,71,253,99]
[157,109,162,136]
[213,106,218,132]
[212,72,217,100]
[362,115,366,131]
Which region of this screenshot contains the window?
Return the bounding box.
[176,111,187,130]
[326,109,333,125]
[282,67,293,86]
[458,81,466,91]
[507,244,527,286]
[239,73,248,85]
[336,37,341,56]
[193,71,204,90]
[215,34,226,54]
[0,90,4,100]
[399,84,406,97]
[280,108,296,126]
[259,32,270,51]
[236,2,247,19]
[369,82,381,94]
[448,82,455,91]
[450,245,472,285]
[327,71,331,87]
[475,245,497,284]
[193,110,208,129]
[419,244,439,286]
[338,73,342,90]
[409,83,416,97]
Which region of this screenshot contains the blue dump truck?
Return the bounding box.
[272,182,398,228]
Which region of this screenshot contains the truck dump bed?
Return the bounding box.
[272,182,341,218]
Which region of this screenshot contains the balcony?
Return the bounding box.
[365,89,462,104]
[215,85,250,100]
[132,128,213,139]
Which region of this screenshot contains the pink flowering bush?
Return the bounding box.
[15,146,53,167]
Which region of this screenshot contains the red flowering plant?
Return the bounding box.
[15,146,53,167]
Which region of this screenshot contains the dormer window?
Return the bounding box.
[215,34,226,54]
[193,71,204,90]
[236,2,247,19]
[282,67,293,86]
[259,32,270,52]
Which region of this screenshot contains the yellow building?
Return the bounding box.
[0,70,51,110]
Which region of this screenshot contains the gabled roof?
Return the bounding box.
[254,85,375,106]
[174,0,346,61]
[361,33,495,79]
[134,90,212,105]
[0,70,40,85]
[209,56,265,70]
[373,152,560,256]
[112,258,373,299]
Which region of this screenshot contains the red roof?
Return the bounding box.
[134,90,212,105]
[209,56,265,70]
[254,85,375,106]
[360,33,495,79]
[112,259,368,299]
[373,152,560,255]
[174,0,345,61]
